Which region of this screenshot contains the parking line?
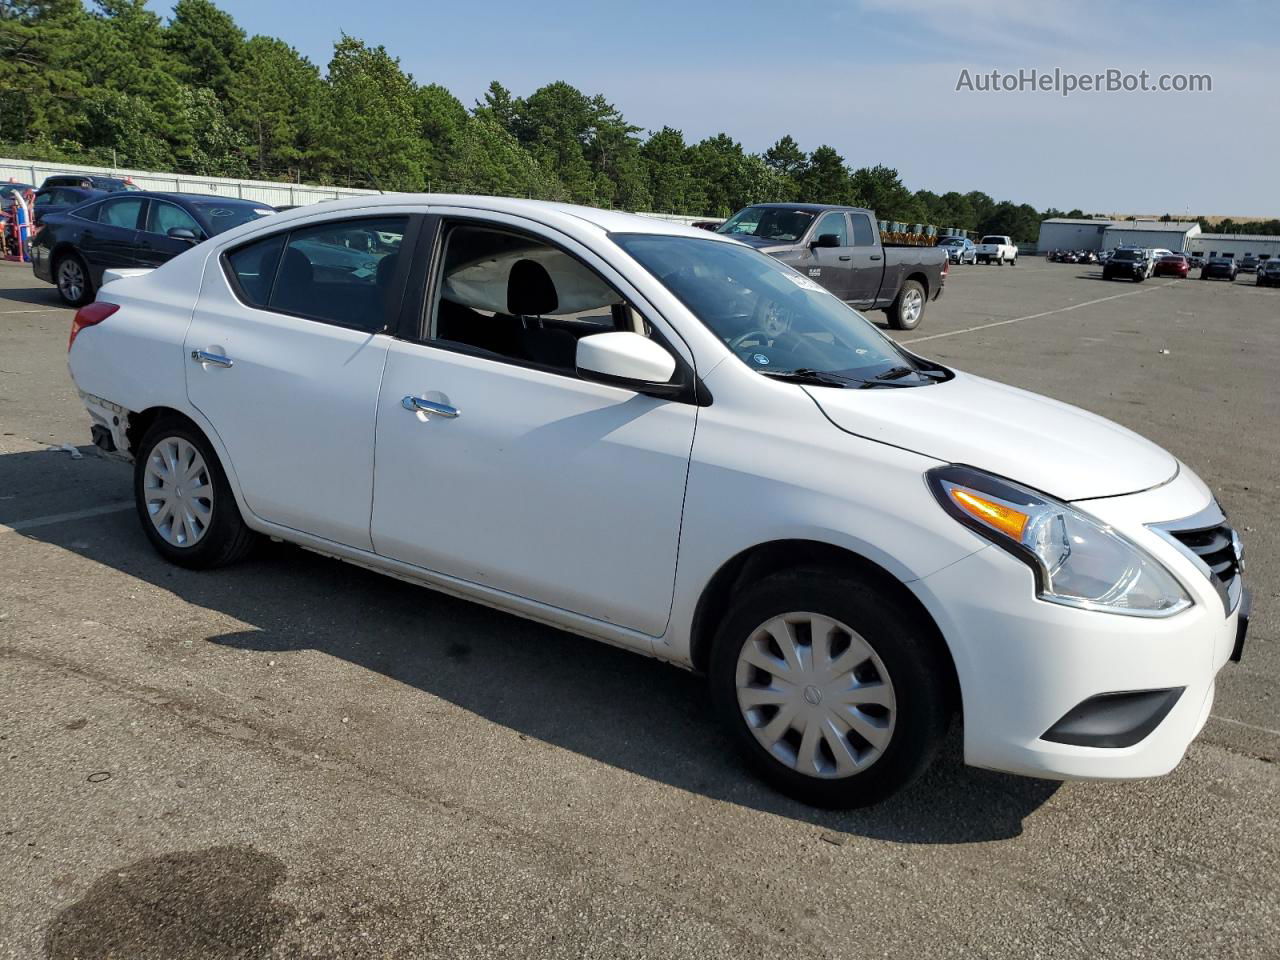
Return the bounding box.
[903,281,1178,345]
[1209,715,1280,738]
[0,502,133,535]
[0,308,65,315]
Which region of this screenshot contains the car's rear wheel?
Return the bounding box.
[886,279,926,331]
[134,417,258,569]
[709,570,950,807]
[54,252,93,307]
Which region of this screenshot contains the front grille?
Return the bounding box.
[1169,523,1240,588]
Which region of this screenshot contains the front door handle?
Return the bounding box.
[402,395,460,419]
[191,350,233,368]
[869,254,883,261]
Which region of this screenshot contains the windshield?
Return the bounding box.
[191,201,275,236]
[614,233,939,387]
[716,206,816,243]
[939,238,964,245]
[980,236,1006,244]
[1112,250,1139,261]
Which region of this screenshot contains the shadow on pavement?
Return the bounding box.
[7,447,1059,845]
[0,282,65,308]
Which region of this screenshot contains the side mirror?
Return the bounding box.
[576,332,678,395]
[167,227,200,244]
[811,233,841,248]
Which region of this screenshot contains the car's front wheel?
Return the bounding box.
[134,417,258,569]
[709,570,950,807]
[54,252,93,307]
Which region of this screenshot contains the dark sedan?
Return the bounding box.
[1238,255,1259,273]
[1201,257,1238,282]
[31,191,276,305]
[1102,248,1148,282]
[32,185,107,225]
[1257,260,1280,287]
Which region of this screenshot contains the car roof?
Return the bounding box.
[734,202,875,216]
[118,191,268,205]
[244,194,738,244]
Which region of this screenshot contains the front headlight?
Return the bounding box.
[927,465,1192,618]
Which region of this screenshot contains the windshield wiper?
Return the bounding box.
[874,365,917,381]
[759,368,856,387]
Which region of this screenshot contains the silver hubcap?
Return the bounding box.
[735,613,896,779]
[58,259,84,301]
[143,437,213,547]
[901,289,923,324]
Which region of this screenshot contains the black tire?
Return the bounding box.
[885,279,926,331]
[133,416,258,569]
[54,251,94,307]
[709,569,951,808]
[1134,274,1145,283]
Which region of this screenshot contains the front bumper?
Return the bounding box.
[909,467,1242,781]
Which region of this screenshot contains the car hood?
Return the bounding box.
[720,234,795,254]
[804,370,1177,501]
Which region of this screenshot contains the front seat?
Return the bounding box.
[507,259,576,369]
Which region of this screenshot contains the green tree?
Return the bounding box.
[227,35,324,178]
[165,0,244,99]
[642,126,703,214]
[416,83,468,186]
[322,35,428,190]
[473,80,518,136]
[444,115,564,199]
[796,145,850,204]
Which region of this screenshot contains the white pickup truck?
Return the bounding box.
[976,235,1018,265]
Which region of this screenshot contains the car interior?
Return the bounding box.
[432,225,642,372]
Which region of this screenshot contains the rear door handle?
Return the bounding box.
[869,254,883,261]
[838,255,852,261]
[191,350,233,368]
[402,395,460,419]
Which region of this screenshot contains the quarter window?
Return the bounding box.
[225,234,286,308]
[430,223,641,373]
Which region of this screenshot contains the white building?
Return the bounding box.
[1187,233,1280,262]
[1037,217,1201,253]
[1036,218,1112,252]
[1102,220,1201,253]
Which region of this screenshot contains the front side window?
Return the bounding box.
[431,224,639,373]
[146,200,202,238]
[813,213,848,246]
[615,233,940,387]
[99,197,144,229]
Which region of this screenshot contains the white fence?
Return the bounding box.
[0,156,378,208]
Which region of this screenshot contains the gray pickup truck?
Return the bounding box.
[716,203,947,330]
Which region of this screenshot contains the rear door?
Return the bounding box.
[184,212,417,550]
[79,195,145,275]
[137,198,204,268]
[845,212,886,306]
[803,212,854,301]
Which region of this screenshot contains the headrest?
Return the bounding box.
[507,258,558,316]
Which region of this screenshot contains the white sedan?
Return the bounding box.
[66,195,1248,806]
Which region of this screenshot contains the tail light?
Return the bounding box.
[69,302,119,351]
[941,257,950,278]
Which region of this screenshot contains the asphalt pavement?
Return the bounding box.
[1,256,1276,959]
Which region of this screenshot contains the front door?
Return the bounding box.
[803,211,854,301]
[137,198,204,268]
[370,217,698,637]
[184,213,414,550]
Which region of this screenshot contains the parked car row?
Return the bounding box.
[1093,247,1276,285]
[31,190,276,305]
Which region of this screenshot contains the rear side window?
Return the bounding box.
[226,234,286,307]
[850,213,875,247]
[72,201,102,222]
[224,216,408,332]
[99,197,144,229]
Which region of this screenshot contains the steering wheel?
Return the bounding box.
[729,329,778,352]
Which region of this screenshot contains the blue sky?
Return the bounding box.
[155,0,1279,215]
